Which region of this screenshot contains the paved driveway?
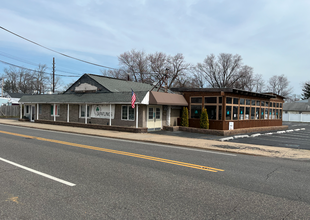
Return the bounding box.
[227,122,310,150]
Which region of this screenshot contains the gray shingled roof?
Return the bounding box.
[283,100,310,112]
[19,91,147,104]
[88,74,155,92]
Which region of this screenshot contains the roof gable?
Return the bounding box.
[64,74,110,94]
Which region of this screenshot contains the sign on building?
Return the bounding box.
[91,105,115,119]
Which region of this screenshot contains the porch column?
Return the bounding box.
[67,104,70,122]
[136,104,139,128]
[23,104,26,116]
[109,104,112,126]
[85,104,87,124]
[53,104,56,121]
[37,103,39,120]
[167,105,171,126]
[19,104,22,119]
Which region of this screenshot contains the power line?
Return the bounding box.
[0,26,118,70]
[0,50,83,76]
[0,59,80,77]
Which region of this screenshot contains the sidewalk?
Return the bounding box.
[1,119,310,160]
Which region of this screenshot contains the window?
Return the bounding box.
[51,104,60,116]
[156,108,160,119]
[276,103,279,108]
[265,108,268,119]
[251,107,255,119]
[226,97,232,104]
[276,109,279,119]
[26,105,29,114]
[80,105,89,118]
[256,101,260,106]
[273,103,275,107]
[246,99,250,105]
[148,107,153,120]
[266,102,269,107]
[219,97,222,104]
[191,97,202,103]
[226,106,231,120]
[261,101,265,106]
[280,110,282,119]
[233,106,238,120]
[205,97,217,103]
[251,100,256,106]
[239,106,244,120]
[233,98,239,105]
[122,105,135,120]
[218,106,222,120]
[245,107,250,119]
[205,106,217,120]
[191,105,202,119]
[240,99,245,105]
[269,102,272,107]
[261,108,264,119]
[256,108,260,119]
[280,103,282,108]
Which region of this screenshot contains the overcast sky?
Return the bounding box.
[1,0,309,95]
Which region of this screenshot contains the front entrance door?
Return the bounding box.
[147,106,162,131]
[31,105,35,122]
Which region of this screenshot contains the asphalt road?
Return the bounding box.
[1,124,310,219]
[227,122,310,150]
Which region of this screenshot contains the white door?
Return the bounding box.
[147,106,162,131]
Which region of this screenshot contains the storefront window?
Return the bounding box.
[226,106,231,120]
[233,98,239,104]
[265,108,268,119]
[239,107,244,120]
[246,99,250,105]
[261,101,265,106]
[251,100,256,106]
[205,105,217,120]
[251,107,255,119]
[191,105,202,118]
[240,99,245,105]
[233,106,238,120]
[256,101,260,106]
[266,102,269,107]
[226,97,232,104]
[261,108,264,119]
[218,106,222,120]
[245,107,250,119]
[219,97,222,104]
[256,108,260,119]
[191,97,202,103]
[205,97,217,103]
[276,109,279,119]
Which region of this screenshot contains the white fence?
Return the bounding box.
[283,113,310,122]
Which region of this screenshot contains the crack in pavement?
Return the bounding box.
[266,166,281,181]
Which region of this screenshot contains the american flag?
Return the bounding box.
[131,89,136,109]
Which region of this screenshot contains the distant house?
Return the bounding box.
[4,93,31,105]
[283,99,310,122]
[19,74,188,131]
[283,99,310,114]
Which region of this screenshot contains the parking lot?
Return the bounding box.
[227,122,310,150]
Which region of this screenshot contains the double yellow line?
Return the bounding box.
[0,130,224,173]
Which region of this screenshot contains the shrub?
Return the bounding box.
[200,108,209,129]
[181,107,189,127]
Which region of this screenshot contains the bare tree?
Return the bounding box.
[195,53,251,88]
[252,74,265,93]
[266,74,293,97]
[118,49,151,83]
[32,64,49,94]
[166,53,191,88]
[101,69,128,80]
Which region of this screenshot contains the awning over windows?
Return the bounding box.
[149,91,188,106]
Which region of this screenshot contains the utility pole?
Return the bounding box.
[52,57,55,93]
